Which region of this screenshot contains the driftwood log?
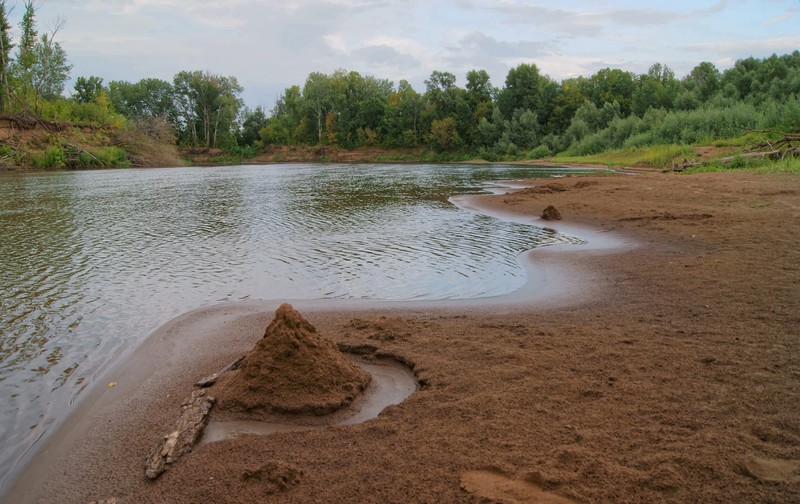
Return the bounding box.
[672,158,698,171]
[144,390,215,479]
[747,130,800,160]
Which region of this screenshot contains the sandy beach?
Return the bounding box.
[5,170,800,503]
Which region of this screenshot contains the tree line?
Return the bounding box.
[1,1,798,160]
[108,51,800,159]
[252,54,799,160]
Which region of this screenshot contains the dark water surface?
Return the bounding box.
[0,163,591,492]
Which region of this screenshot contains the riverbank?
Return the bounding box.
[6,171,800,503]
[0,116,183,170]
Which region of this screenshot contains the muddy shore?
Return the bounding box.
[5,171,799,503]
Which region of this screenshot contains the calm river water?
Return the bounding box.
[0,163,591,492]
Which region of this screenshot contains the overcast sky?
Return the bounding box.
[8,0,800,109]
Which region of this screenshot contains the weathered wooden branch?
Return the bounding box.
[144,389,215,479]
[195,355,245,387]
[745,131,800,161]
[718,151,783,163]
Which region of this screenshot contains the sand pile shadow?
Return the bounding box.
[213,303,372,418]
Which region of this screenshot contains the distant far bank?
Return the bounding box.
[2,117,797,176]
[182,140,800,176]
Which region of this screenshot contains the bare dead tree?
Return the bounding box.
[747,130,800,161]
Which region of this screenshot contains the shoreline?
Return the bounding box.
[5,182,620,501]
[6,171,800,503]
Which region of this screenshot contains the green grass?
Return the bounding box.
[31,145,67,168]
[689,155,800,174]
[553,144,694,168]
[552,138,799,174]
[710,130,790,148]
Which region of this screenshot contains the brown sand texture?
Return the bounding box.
[4,170,800,504]
[214,303,372,417]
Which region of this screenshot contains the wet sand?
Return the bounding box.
[5,171,800,503]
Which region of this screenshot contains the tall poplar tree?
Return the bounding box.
[0,0,13,113]
[31,27,72,107]
[18,0,36,73]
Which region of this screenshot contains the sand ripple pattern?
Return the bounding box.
[0,163,589,493]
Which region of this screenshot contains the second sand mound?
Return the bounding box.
[215,304,371,416]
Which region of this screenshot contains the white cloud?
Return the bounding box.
[609,9,688,26]
[682,36,800,55]
[763,10,796,25]
[457,31,555,59]
[351,45,421,70]
[9,0,799,109]
[491,4,605,36]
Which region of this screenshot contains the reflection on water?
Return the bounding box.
[0,163,590,493]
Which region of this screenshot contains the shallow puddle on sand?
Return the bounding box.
[202,358,417,443]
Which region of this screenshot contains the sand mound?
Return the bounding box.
[542,205,562,221]
[215,304,371,416]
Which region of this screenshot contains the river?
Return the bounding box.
[0,163,593,494]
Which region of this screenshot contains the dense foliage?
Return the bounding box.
[0,0,797,162]
[253,53,799,160]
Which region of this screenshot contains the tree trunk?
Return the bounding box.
[203,107,211,148]
[0,32,6,113]
[317,97,323,144]
[212,110,221,148]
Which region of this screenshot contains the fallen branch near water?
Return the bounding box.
[194,356,245,387]
[144,390,215,479]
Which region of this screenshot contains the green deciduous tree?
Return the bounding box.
[73,76,104,103]
[464,69,495,146]
[424,70,459,119]
[496,63,558,139]
[329,70,391,147]
[172,70,243,148]
[548,79,588,135]
[238,106,268,146]
[684,61,721,102]
[303,72,334,144]
[583,68,635,115]
[632,63,679,116]
[30,28,72,107]
[261,85,305,145]
[9,5,72,113]
[466,69,494,105]
[380,79,422,147]
[497,63,543,120]
[429,116,458,151]
[109,78,175,120]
